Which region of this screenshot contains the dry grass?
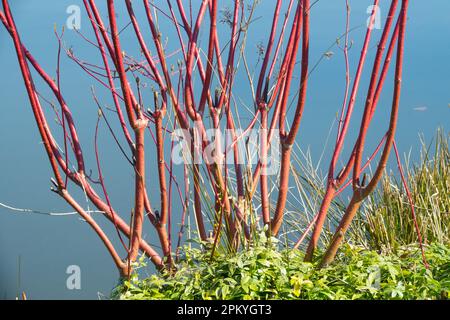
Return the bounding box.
[351,129,450,252]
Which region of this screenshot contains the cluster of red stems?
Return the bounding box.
[1,0,418,278]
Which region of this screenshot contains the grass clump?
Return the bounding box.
[352,130,450,253]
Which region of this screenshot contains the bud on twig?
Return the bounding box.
[214,88,220,109]
[361,173,368,188]
[154,91,160,112]
[263,76,270,104]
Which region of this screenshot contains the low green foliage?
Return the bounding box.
[113,241,449,300]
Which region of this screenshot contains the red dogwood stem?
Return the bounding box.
[320,0,410,267]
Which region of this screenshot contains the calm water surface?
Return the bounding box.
[0,0,449,299]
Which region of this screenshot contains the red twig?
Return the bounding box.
[393,141,428,268]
